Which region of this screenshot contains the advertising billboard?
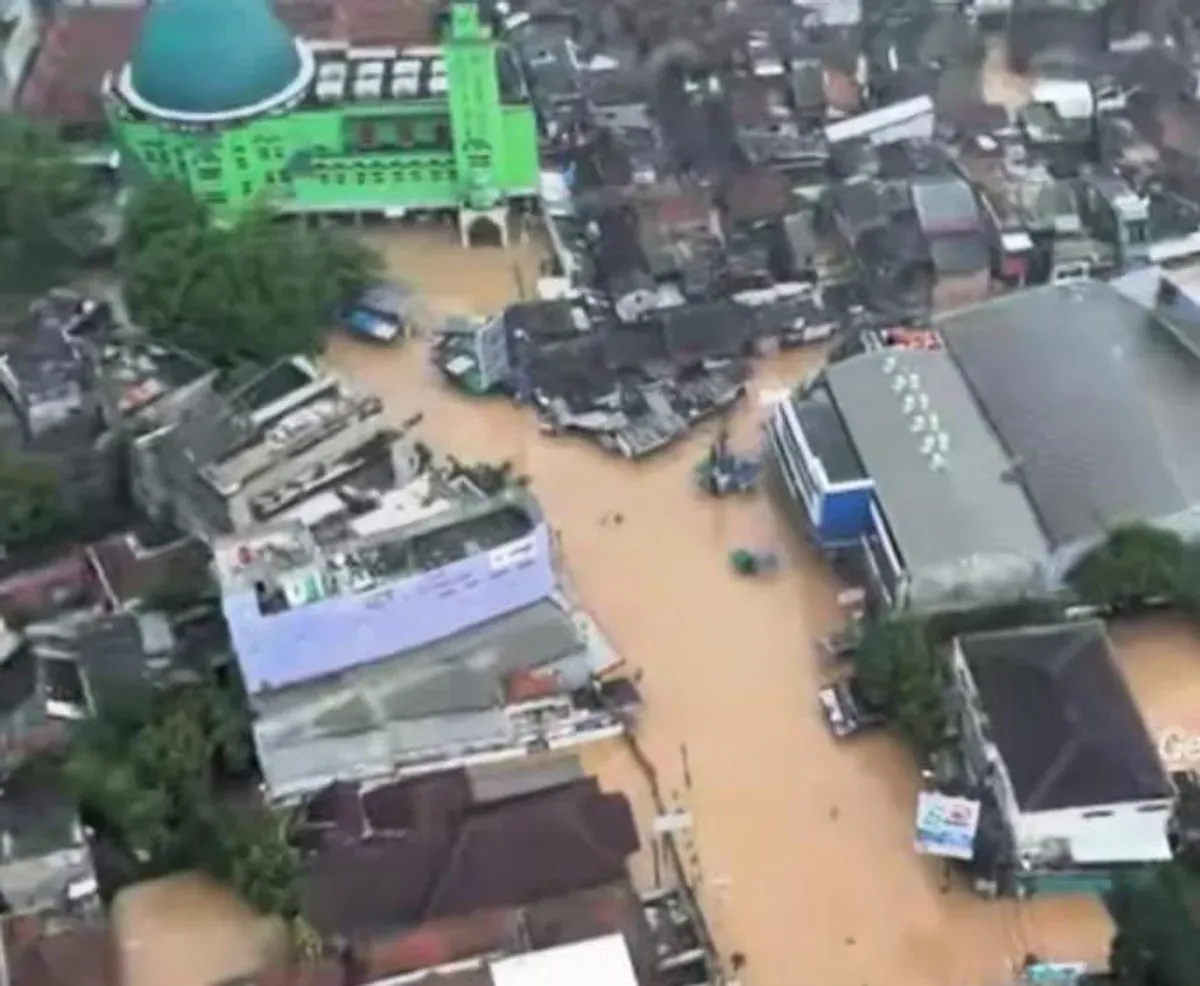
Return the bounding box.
[913,792,982,861]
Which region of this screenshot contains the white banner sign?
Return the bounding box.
[488,534,538,572]
[914,792,981,861]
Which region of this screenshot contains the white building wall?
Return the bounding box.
[0,0,40,108]
[952,643,1173,866]
[825,96,935,148]
[1014,802,1173,864]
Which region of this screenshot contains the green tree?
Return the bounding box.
[1110,864,1200,986]
[62,677,295,917]
[853,617,949,755]
[121,183,381,367]
[1067,523,1188,610]
[0,116,100,295]
[0,453,63,549]
[212,806,302,919]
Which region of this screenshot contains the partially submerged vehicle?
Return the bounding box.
[695,425,761,496]
[730,548,779,576]
[339,281,417,343]
[818,674,886,739]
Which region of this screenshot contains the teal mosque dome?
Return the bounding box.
[127,0,307,117]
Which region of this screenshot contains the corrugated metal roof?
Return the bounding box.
[939,279,1200,547]
[823,347,1049,581]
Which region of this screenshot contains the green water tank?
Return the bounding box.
[128,0,305,116]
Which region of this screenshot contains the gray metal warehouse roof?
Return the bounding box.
[938,278,1200,548]
[823,348,1050,581]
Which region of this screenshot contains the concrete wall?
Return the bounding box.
[227,523,556,693]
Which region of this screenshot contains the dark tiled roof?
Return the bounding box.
[659,302,755,359]
[18,7,145,128]
[298,772,639,939]
[353,908,518,981]
[958,621,1172,812]
[722,168,795,225]
[423,781,637,920]
[335,0,433,45]
[1,915,116,986]
[524,882,658,984]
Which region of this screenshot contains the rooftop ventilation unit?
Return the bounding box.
[902,393,917,414]
[917,393,930,412]
[882,354,897,374]
[891,373,908,393]
[936,431,949,453]
[930,453,948,471]
[927,413,940,432]
[911,415,927,433]
[920,434,937,455]
[907,372,920,390]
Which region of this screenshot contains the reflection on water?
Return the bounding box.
[325,226,1112,986]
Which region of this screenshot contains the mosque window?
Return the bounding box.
[197,165,222,181]
[358,123,377,148]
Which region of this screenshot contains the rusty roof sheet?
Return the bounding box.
[2,915,117,986]
[353,908,520,982]
[17,7,145,128]
[299,777,639,939]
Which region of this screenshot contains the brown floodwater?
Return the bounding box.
[981,35,1032,112]
[113,872,287,986]
[327,227,1113,986]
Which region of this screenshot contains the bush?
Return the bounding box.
[0,453,63,549]
[1067,524,1189,611]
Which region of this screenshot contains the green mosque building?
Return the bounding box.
[103,0,540,244]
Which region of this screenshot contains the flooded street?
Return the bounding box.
[114,873,287,986]
[981,34,1032,111]
[326,228,1112,986]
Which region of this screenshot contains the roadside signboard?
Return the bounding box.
[914,792,981,861]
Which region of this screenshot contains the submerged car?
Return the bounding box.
[818,674,886,739]
[338,281,416,343]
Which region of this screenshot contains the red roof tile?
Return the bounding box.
[19,0,433,129]
[337,0,433,45]
[18,7,145,128]
[505,667,560,703]
[2,915,117,986]
[353,908,518,981]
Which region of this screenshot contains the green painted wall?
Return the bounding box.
[107,5,539,221]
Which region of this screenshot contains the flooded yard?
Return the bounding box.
[325,227,1112,986]
[1114,615,1200,772]
[113,872,287,986]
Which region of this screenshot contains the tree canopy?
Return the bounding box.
[0,116,101,295]
[121,181,381,368]
[1067,523,1192,612]
[62,677,302,920]
[853,617,949,755]
[0,453,63,550]
[1110,864,1200,986]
